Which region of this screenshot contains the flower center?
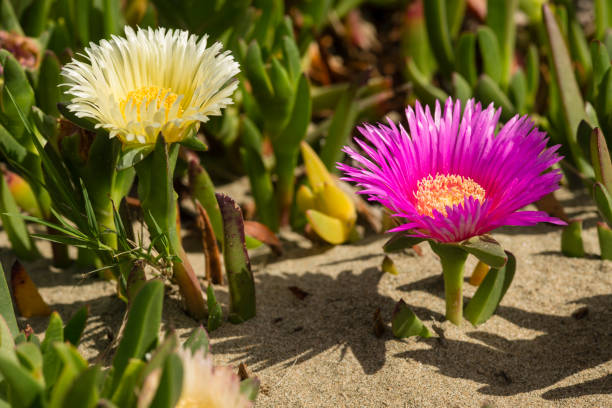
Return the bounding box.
[119,86,183,121]
[414,173,485,217]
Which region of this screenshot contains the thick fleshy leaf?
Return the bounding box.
[36,50,62,116]
[591,127,612,192]
[296,184,315,213]
[593,182,612,225]
[305,209,346,245]
[474,74,516,121]
[406,58,449,107]
[41,312,64,387]
[591,40,611,100]
[423,0,454,74]
[319,84,358,170]
[392,299,432,338]
[0,348,44,407]
[568,18,592,83]
[456,32,476,86]
[276,74,311,151]
[477,26,503,85]
[301,141,334,191]
[240,118,277,231]
[597,222,612,260]
[63,366,101,408]
[383,233,426,253]
[595,0,611,40]
[149,352,183,408]
[525,45,539,107]
[543,4,592,176]
[240,377,260,402]
[111,280,164,390]
[0,0,22,34]
[460,235,507,268]
[464,251,516,326]
[0,50,34,141]
[452,72,472,103]
[189,159,223,245]
[0,260,17,336]
[206,284,223,332]
[313,182,356,224]
[0,316,15,361]
[111,359,146,407]
[216,193,256,323]
[64,305,89,346]
[178,134,208,151]
[15,342,42,375]
[446,0,466,38]
[183,326,209,356]
[596,68,612,136]
[561,220,585,258]
[486,0,517,88]
[509,69,527,114]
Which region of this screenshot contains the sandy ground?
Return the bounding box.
[1,186,611,408]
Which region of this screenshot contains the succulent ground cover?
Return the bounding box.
[0,0,610,407]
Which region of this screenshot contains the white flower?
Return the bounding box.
[176,348,252,408]
[61,26,239,145]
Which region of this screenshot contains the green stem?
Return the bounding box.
[275,151,297,228]
[135,138,206,320]
[430,242,468,325]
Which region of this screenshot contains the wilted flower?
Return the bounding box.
[339,98,564,242]
[61,26,239,145]
[176,348,252,408]
[0,30,39,70]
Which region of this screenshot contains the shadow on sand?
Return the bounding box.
[397,274,611,399]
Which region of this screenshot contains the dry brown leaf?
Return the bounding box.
[11,260,51,318]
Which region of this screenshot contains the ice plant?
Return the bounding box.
[61,26,240,145]
[339,98,564,325]
[176,348,252,408]
[60,26,240,319]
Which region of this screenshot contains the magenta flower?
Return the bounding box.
[339,98,565,243]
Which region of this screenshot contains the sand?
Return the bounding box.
[2,186,611,407]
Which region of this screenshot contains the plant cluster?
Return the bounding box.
[0,0,609,406]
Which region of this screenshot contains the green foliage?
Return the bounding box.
[464,252,516,326]
[217,193,256,323]
[392,299,432,338]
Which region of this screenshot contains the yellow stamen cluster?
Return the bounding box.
[414,173,485,217]
[119,86,183,122]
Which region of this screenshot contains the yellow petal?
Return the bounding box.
[313,182,356,225]
[306,209,348,245]
[296,184,315,212]
[301,141,333,191]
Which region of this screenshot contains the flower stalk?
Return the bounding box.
[136,136,206,320]
[430,242,468,325]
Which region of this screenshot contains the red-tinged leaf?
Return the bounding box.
[244,221,282,256]
[195,201,223,284]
